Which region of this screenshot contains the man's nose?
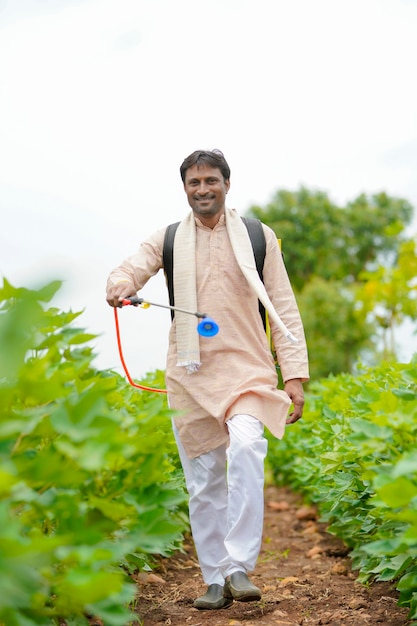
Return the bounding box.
[197,181,209,194]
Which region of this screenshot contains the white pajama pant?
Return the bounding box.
[173,413,268,585]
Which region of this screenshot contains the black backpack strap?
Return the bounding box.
[241,217,266,281]
[241,217,267,329]
[162,221,180,320]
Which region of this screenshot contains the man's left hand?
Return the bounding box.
[284,378,305,424]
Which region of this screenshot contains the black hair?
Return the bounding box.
[180,149,231,183]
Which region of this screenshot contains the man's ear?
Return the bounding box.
[225,179,231,193]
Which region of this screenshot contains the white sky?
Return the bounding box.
[1,0,417,377]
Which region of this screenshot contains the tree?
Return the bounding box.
[357,238,417,359]
[247,187,415,378]
[296,277,373,380]
[248,188,413,291]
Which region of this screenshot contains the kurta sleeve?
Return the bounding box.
[106,228,166,293]
[261,225,309,383]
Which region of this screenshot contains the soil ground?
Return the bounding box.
[132,485,412,626]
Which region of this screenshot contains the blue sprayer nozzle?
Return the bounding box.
[197,317,219,337]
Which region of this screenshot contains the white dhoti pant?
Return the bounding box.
[173,413,268,585]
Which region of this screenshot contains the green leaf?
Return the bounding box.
[377,477,417,507]
[392,388,417,401]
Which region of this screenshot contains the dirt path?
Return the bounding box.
[133,485,411,626]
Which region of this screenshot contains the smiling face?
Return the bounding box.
[183,164,230,228]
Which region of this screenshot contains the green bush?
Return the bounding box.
[267,358,417,619]
[0,279,188,625]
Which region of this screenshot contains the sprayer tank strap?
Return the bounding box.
[162,217,267,326]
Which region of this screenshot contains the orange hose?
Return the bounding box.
[113,307,167,394]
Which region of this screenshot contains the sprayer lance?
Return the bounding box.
[122,296,207,319]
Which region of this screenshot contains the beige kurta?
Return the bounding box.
[107,212,309,458]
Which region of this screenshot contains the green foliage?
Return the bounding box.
[296,277,372,380]
[267,357,417,619]
[0,279,188,625]
[249,188,413,289]
[357,237,417,359]
[248,187,416,376]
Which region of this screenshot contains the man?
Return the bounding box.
[106,149,309,610]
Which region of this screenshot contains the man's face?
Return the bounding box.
[183,164,230,225]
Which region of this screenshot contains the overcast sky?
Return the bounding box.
[1,0,417,378]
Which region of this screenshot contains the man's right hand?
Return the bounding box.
[106,282,136,308]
